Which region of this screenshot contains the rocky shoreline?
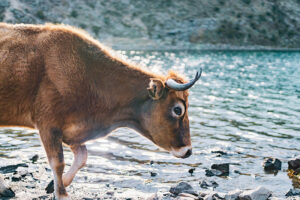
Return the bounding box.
[1,0,300,50]
[0,154,299,199]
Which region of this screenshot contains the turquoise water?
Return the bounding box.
[0,51,299,198]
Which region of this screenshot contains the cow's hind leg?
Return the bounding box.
[39,127,69,200]
[63,144,88,187]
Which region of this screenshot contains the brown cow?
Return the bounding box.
[0,23,201,199]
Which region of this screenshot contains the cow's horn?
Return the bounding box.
[165,68,202,91]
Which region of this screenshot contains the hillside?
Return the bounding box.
[1,0,300,49]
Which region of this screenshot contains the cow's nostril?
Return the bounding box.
[183,149,192,158]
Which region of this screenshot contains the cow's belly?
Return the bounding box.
[0,103,34,128]
[62,122,117,145]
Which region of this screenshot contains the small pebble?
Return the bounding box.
[29,154,39,163]
[188,168,195,175]
[150,172,157,177]
[211,150,228,155]
[11,175,22,182]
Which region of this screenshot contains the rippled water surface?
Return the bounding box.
[1,51,299,198]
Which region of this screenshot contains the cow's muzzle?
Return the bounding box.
[171,146,192,159]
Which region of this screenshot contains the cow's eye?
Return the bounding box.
[174,107,182,115]
[172,102,185,118]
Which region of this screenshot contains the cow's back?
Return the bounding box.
[0,23,109,127]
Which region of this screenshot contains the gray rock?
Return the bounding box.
[188,168,195,175]
[150,172,158,177]
[211,150,228,156]
[205,169,223,177]
[199,179,218,189]
[29,154,39,163]
[176,193,198,200]
[288,156,300,171]
[45,180,54,194]
[239,186,272,200]
[0,163,28,174]
[147,192,172,200]
[0,188,15,197]
[263,158,281,171]
[0,0,10,8]
[224,189,242,200]
[0,175,15,197]
[169,182,197,196]
[206,163,229,177]
[199,191,225,200]
[286,188,300,197]
[11,174,22,182]
[211,163,229,176]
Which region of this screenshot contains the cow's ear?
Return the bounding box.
[147,78,166,100]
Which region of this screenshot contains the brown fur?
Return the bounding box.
[0,23,192,199]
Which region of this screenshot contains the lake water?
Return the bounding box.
[0,50,299,199]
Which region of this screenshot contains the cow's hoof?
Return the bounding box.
[54,192,70,200]
[56,195,70,200]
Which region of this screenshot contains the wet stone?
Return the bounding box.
[211,163,229,176]
[288,156,300,171]
[0,163,28,174]
[198,191,224,200]
[29,154,39,163]
[150,172,157,177]
[188,168,195,175]
[211,150,228,156]
[199,179,218,189]
[295,167,300,175]
[45,180,54,194]
[286,188,300,197]
[106,191,114,196]
[177,192,198,200]
[224,189,243,200]
[239,186,272,200]
[0,188,15,198]
[32,195,49,200]
[11,174,22,182]
[169,182,197,196]
[263,158,281,171]
[205,169,222,177]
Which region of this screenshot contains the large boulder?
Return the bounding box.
[238,186,272,200]
[169,182,197,196]
[224,189,243,200]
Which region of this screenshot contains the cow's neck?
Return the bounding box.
[93,60,160,135]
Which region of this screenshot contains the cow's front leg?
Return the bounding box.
[39,127,69,200]
[63,144,88,187]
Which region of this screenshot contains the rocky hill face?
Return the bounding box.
[1,0,300,49]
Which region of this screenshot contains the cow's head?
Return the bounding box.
[139,69,202,159]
